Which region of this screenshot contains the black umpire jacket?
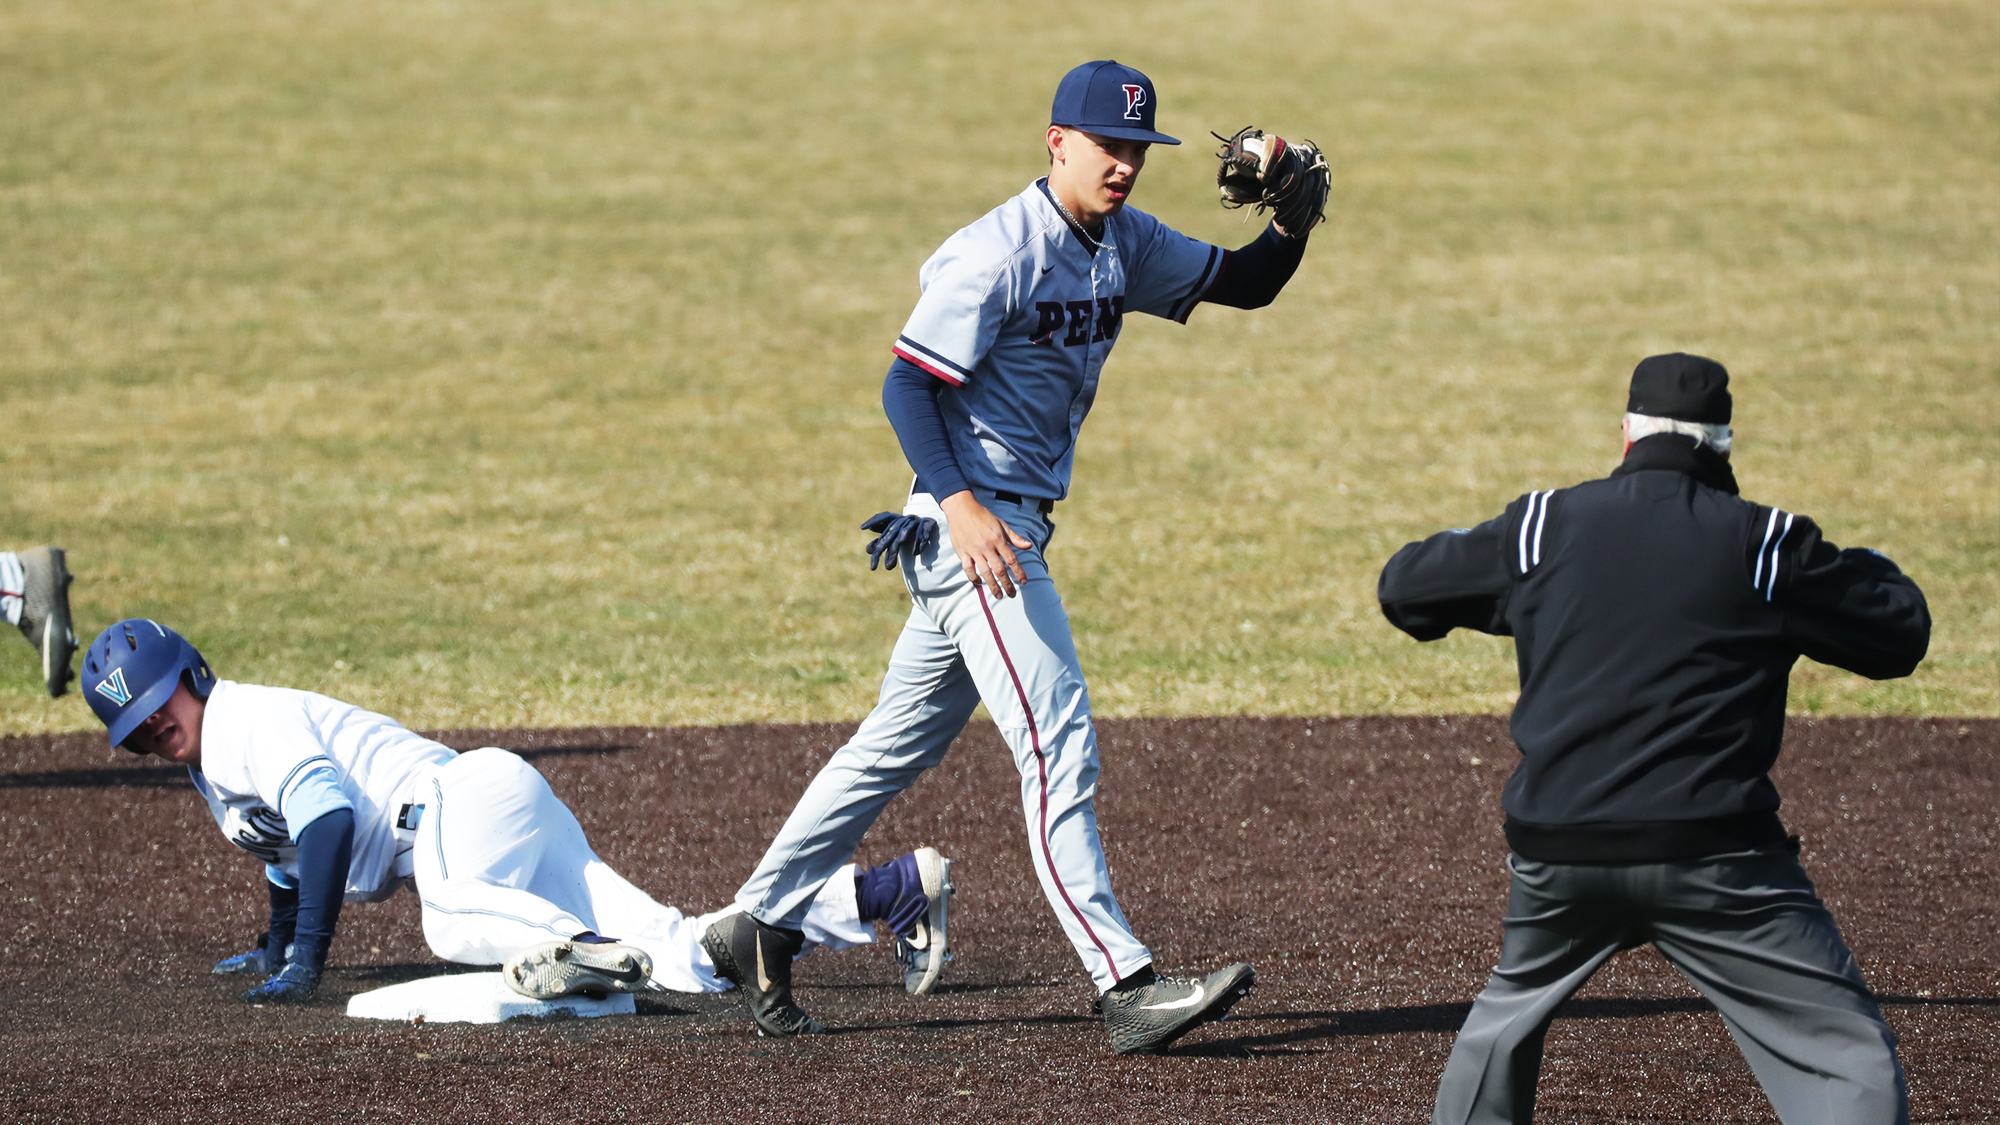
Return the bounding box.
[1377,433,1932,864]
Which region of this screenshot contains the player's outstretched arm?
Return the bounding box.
[1202,222,1307,311]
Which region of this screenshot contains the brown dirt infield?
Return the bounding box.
[2,716,1994,1123]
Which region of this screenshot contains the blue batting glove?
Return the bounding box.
[861,512,938,572]
[240,962,320,1004]
[212,945,280,976]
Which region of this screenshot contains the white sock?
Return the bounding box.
[0,552,21,628]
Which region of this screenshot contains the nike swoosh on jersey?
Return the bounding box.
[1041,265,1055,274]
[1141,984,1207,1011]
[756,933,775,992]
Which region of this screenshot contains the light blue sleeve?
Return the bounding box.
[278,761,354,842]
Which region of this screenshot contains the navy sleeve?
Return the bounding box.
[288,807,353,974]
[1377,511,1516,640]
[1777,523,1931,680]
[882,357,972,501]
[266,873,299,960]
[1201,222,1306,310]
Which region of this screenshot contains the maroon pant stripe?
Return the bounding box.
[975,585,1118,980]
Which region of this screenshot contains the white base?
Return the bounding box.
[345,971,636,1024]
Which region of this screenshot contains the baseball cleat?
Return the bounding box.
[894,847,954,996]
[16,547,77,698]
[701,911,824,1036]
[1098,962,1256,1055]
[502,939,653,1001]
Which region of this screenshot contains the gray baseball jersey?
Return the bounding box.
[892,179,1224,501]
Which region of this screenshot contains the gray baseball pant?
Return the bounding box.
[1432,845,1907,1125]
[733,490,1152,991]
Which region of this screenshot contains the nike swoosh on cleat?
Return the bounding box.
[755,934,775,993]
[1141,984,1207,1011]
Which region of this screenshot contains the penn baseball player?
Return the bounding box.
[704,60,1329,1053]
[1378,355,1931,1124]
[2,546,77,697]
[81,619,954,1005]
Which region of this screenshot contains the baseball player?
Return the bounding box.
[81,619,954,1006]
[702,60,1329,1054]
[2,546,77,697]
[1377,354,1931,1124]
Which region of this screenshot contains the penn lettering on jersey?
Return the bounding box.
[1029,296,1125,346]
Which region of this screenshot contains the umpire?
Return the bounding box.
[1378,353,1931,1125]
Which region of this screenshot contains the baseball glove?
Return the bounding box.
[1214,127,1330,238]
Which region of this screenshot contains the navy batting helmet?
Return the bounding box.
[82,619,215,751]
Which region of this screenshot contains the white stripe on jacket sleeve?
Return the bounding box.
[1762,512,1796,601]
[1517,491,1551,575]
[1753,508,1781,591]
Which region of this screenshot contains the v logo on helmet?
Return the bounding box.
[96,667,132,706]
[1122,84,1146,120]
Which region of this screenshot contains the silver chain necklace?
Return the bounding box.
[1048,189,1103,252]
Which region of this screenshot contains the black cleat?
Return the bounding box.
[1099,962,1255,1055]
[702,911,825,1036]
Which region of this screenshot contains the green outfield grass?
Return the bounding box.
[3,0,1994,733]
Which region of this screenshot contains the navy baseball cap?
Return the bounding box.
[1628,353,1732,424]
[1050,60,1180,145]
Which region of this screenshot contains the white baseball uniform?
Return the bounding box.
[191,680,869,992]
[735,180,1228,991]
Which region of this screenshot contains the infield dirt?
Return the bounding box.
[3,716,1994,1123]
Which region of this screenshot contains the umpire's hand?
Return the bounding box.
[939,492,1033,599]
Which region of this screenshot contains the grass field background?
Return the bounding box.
[3,0,1993,733]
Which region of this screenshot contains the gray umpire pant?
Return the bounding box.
[1432,845,1907,1125]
